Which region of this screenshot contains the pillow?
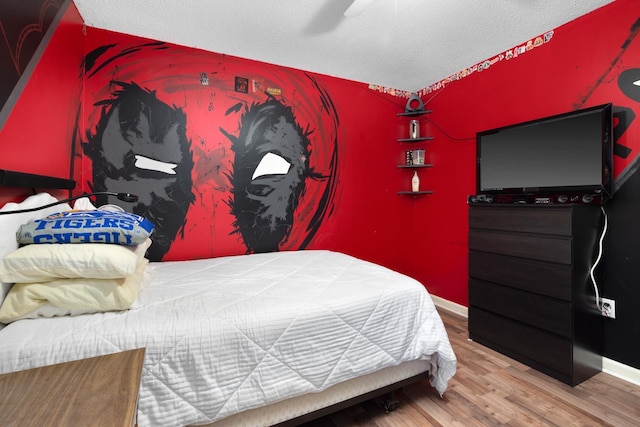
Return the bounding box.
[0,238,151,283]
[0,193,72,309]
[0,259,150,323]
[72,197,97,211]
[16,210,155,246]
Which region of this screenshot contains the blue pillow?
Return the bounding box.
[16,210,155,246]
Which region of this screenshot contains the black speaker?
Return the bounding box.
[555,193,602,204]
[468,193,604,205]
[467,194,494,204]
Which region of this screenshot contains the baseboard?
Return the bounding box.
[430,295,640,387]
[430,295,468,318]
[603,357,640,387]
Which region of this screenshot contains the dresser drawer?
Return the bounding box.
[469,205,573,236]
[470,279,572,337]
[469,230,572,264]
[467,204,602,386]
[468,251,572,300]
[469,308,572,377]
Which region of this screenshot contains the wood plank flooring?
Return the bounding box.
[301,309,640,427]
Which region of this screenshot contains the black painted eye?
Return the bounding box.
[84,81,195,261]
[619,68,640,102]
[227,99,310,253]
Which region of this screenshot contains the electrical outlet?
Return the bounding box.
[601,298,616,319]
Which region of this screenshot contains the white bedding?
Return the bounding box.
[0,250,456,427]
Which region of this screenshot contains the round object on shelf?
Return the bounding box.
[405,93,425,113]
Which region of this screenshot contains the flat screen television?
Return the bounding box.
[475,103,613,204]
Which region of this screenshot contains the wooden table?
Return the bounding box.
[0,348,145,427]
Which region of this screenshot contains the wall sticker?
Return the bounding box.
[367,30,556,100]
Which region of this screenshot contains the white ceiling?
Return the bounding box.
[72,0,614,93]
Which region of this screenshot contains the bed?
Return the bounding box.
[0,187,457,427]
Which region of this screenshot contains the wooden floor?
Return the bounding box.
[301,309,640,427]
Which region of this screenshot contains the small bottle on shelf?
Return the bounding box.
[409,120,420,139]
[412,171,420,192]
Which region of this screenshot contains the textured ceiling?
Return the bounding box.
[72,0,614,93]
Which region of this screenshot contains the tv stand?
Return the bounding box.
[467,192,606,205]
[468,204,603,386]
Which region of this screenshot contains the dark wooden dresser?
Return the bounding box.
[468,204,603,386]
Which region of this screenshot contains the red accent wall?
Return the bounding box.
[0,2,84,202]
[416,0,640,306]
[3,2,640,370]
[2,0,638,305]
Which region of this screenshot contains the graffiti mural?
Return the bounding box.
[222,99,311,253]
[82,81,196,261]
[573,18,640,179]
[79,38,339,260]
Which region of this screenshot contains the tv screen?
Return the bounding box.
[476,103,613,204]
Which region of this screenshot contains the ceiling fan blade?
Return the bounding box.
[344,0,375,17]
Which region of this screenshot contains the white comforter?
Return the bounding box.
[0,250,456,427]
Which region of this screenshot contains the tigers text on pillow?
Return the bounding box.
[17,210,155,245]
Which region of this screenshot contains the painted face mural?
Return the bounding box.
[79,40,339,260]
[82,81,195,261]
[222,99,320,253]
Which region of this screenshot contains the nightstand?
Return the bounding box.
[0,348,145,426]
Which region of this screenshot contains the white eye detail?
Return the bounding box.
[633,79,640,87]
[252,152,292,180]
[134,155,178,175]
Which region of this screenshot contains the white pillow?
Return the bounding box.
[0,238,151,283]
[72,197,97,211]
[0,259,150,323]
[0,193,72,308]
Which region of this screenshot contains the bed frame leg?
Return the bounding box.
[382,391,400,413]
